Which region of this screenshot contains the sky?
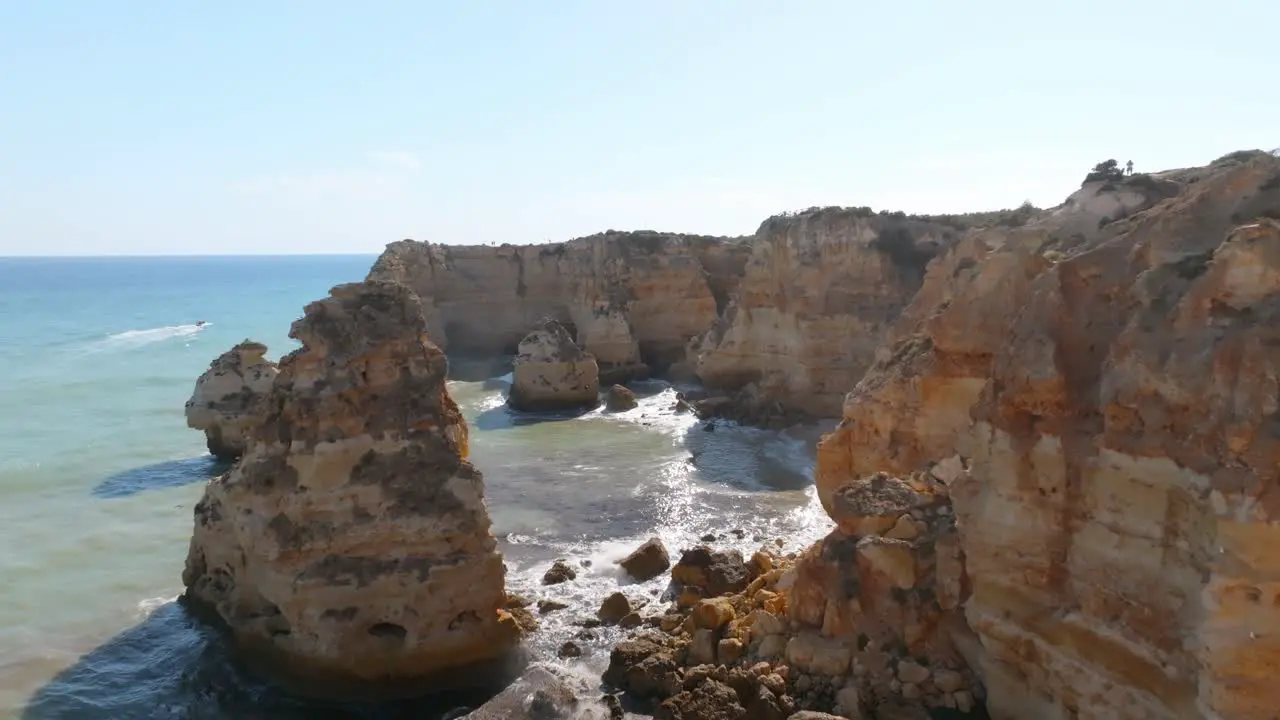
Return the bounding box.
[0,1,1276,256]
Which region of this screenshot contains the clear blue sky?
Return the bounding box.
[1,1,1275,256]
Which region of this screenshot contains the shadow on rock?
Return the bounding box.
[92,456,232,499]
[21,602,515,720]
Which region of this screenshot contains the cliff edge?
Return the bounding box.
[814,151,1280,718]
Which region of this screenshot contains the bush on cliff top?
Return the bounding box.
[762,201,1042,233]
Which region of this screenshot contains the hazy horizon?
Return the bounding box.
[3,1,1277,257]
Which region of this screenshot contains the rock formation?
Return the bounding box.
[691,209,957,418]
[184,340,278,459]
[367,231,752,377]
[181,280,520,697]
[508,318,601,412]
[366,218,975,421]
[813,151,1280,718]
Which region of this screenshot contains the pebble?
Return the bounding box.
[934,668,965,693]
[896,660,931,685]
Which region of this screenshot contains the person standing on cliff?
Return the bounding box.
[1126,159,1134,175]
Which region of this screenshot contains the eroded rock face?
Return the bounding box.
[181,280,519,697]
[508,319,600,412]
[184,340,278,459]
[691,210,957,418]
[367,232,752,374]
[783,473,983,712]
[812,153,1280,718]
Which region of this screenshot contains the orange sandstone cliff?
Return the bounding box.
[365,231,750,376]
[811,151,1280,719]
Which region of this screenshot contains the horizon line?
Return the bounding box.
[0,252,383,260]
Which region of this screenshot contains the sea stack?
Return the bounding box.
[181,280,520,697]
[184,339,278,459]
[508,318,601,412]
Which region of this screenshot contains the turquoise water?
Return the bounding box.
[0,256,832,719]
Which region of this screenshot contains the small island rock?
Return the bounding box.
[508,318,601,412]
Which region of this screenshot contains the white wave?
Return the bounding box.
[135,593,178,618]
[90,323,209,352]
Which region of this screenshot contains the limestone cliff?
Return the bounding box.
[508,318,600,412]
[366,230,752,375]
[691,209,957,417]
[184,340,278,459]
[181,281,519,697]
[813,151,1280,719]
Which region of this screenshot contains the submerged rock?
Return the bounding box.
[184,340,277,459]
[181,281,519,698]
[508,318,601,412]
[462,664,614,719]
[542,559,578,585]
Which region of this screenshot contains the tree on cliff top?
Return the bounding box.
[1085,159,1126,183]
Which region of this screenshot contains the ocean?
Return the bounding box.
[0,255,833,719]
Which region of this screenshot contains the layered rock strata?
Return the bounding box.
[367,218,966,419]
[184,340,278,459]
[367,231,752,376]
[182,281,519,697]
[814,152,1280,718]
[508,318,601,412]
[691,210,958,418]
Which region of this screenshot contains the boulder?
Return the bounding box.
[508,318,600,412]
[672,546,750,598]
[618,537,671,581]
[604,384,639,412]
[181,281,519,698]
[542,559,577,585]
[184,340,277,459]
[598,592,633,624]
[827,473,926,538]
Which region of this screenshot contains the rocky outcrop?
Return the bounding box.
[508,319,600,412]
[184,340,278,459]
[367,231,753,375]
[181,280,520,697]
[784,473,984,713]
[813,152,1280,718]
[690,210,957,418]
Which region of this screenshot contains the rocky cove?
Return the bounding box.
[167,150,1280,720]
